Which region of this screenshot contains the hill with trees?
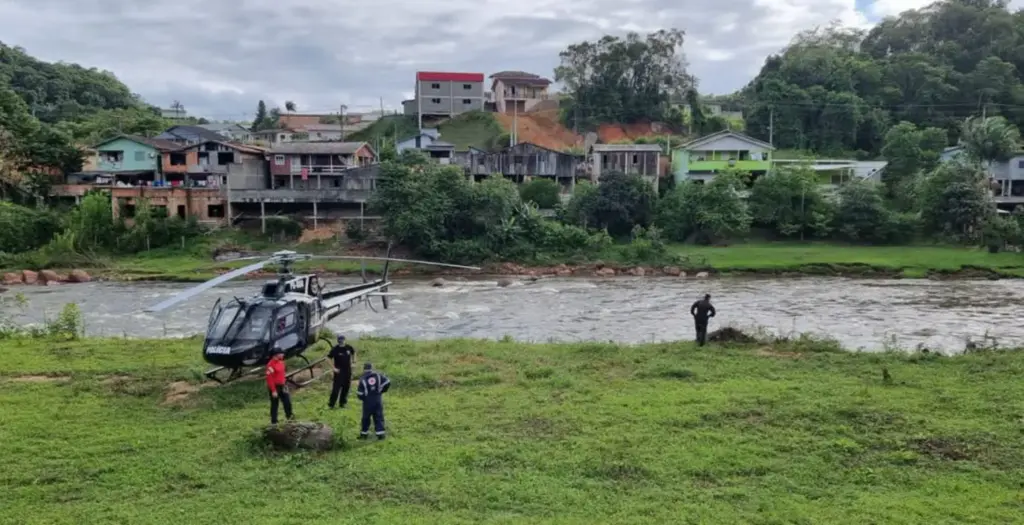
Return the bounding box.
[741,0,1024,156]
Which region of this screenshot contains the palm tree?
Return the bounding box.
[960,115,1021,171]
[285,101,296,113]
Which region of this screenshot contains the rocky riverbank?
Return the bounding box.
[3,269,92,286]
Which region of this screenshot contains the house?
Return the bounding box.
[673,130,774,184]
[939,146,1024,208]
[406,71,486,128]
[462,142,581,190]
[162,140,269,190]
[198,123,253,143]
[395,129,456,163]
[589,143,663,190]
[156,125,232,146]
[295,124,346,142]
[489,71,553,114]
[250,129,296,145]
[268,142,376,189]
[54,135,229,224]
[76,135,182,184]
[277,112,363,131]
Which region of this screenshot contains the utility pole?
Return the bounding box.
[769,106,774,148]
[339,104,347,141]
[511,101,518,147]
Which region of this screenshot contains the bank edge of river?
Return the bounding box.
[4,260,1018,286]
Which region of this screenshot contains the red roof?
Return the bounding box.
[417,71,484,82]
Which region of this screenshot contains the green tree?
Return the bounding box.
[959,116,1020,169]
[555,29,693,128]
[656,171,750,244]
[748,165,834,239]
[577,171,657,237]
[919,159,995,243]
[251,100,268,132]
[880,121,947,206]
[519,178,561,209]
[833,179,917,244]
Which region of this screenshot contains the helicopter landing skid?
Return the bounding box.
[286,355,328,388]
[204,365,262,385]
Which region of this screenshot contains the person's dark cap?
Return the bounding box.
[363,362,372,370]
[337,334,345,342]
[704,293,711,299]
[273,349,285,355]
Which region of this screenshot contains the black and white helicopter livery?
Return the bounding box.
[143,245,479,387]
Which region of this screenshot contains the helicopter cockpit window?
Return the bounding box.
[209,305,241,339]
[274,305,297,334]
[238,305,274,341]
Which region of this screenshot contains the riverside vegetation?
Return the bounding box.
[0,324,1022,523]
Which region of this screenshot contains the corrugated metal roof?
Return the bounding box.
[93,134,183,151]
[299,124,344,132]
[270,142,370,154]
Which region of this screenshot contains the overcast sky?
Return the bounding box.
[1,0,1021,121]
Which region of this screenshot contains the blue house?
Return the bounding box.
[395,129,455,163]
[81,135,182,185]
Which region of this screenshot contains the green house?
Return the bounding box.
[90,135,181,182]
[672,130,774,184]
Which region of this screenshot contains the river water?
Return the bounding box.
[3,276,1022,353]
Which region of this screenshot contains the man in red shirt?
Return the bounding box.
[266,350,294,425]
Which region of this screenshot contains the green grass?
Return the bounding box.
[438,111,504,150]
[1,336,1022,524]
[669,241,1024,278]
[346,115,420,143]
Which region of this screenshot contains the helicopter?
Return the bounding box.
[143,244,480,387]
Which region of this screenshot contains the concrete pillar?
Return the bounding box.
[260,199,266,233]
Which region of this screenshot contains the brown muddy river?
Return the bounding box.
[3,276,1020,353]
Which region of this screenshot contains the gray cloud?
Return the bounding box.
[0,0,874,120]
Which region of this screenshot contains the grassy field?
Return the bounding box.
[1,335,1022,524]
[671,242,1024,278]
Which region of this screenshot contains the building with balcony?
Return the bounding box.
[406,71,486,128]
[156,125,232,146]
[589,143,663,190]
[673,130,774,184]
[489,71,553,114]
[268,141,376,190]
[459,142,582,191]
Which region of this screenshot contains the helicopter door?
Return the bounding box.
[270,304,300,353]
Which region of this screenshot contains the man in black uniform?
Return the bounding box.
[690,293,716,346]
[327,334,356,409]
[356,362,390,440]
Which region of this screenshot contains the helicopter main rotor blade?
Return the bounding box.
[143,260,271,313]
[307,256,481,270]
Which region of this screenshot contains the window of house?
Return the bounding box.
[135,151,146,161]
[431,83,440,89]
[431,98,441,104]
[1018,160,1024,169]
[207,204,225,218]
[274,155,285,165]
[463,84,472,90]
[169,153,187,165]
[217,152,234,165]
[462,99,471,104]
[632,154,638,164]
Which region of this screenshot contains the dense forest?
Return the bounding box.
[742,0,1024,155]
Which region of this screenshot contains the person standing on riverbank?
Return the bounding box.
[690,294,716,346]
[266,350,294,425]
[327,334,356,409]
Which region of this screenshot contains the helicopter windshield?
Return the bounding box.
[208,303,275,343]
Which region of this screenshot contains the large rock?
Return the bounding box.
[39,270,60,284]
[629,267,646,277]
[430,278,446,287]
[262,421,337,451]
[21,270,38,285]
[662,266,682,277]
[67,270,92,283]
[497,278,515,287]
[695,271,709,279]
[2,272,21,285]
[595,267,616,277]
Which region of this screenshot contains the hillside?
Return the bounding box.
[2,336,1022,523]
[493,108,672,152]
[0,42,142,123]
[345,114,419,144]
[741,1,1024,154]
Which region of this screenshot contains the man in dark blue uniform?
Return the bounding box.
[356,362,390,440]
[327,334,356,409]
[690,293,716,346]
